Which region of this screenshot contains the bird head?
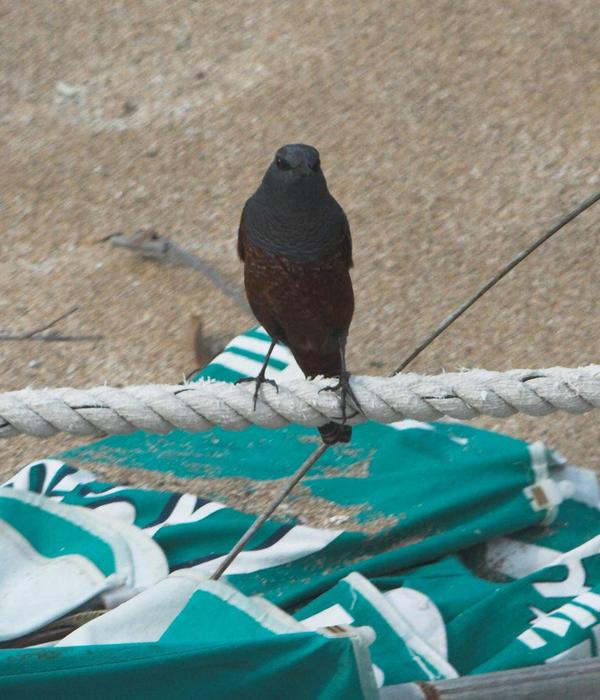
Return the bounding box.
[261,144,328,198]
[274,144,321,176]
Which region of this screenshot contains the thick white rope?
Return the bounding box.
[1,365,599,440]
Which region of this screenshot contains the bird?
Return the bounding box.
[236,143,359,445]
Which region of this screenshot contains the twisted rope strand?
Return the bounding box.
[1,365,599,440]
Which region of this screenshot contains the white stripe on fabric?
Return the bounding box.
[518,628,546,650]
[194,525,342,575]
[87,500,137,525]
[389,420,435,432]
[228,336,293,365]
[532,615,570,637]
[145,497,226,537]
[559,603,597,629]
[211,352,283,380]
[299,604,355,631]
[577,592,600,612]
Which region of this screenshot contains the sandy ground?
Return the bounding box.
[1,1,599,490]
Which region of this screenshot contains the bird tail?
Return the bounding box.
[318,422,352,445]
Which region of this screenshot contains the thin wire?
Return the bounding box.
[210,442,328,580]
[393,191,600,374]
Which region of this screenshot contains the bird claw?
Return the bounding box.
[319,371,361,423]
[235,374,279,410]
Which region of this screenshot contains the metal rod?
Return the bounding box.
[380,656,600,699]
[210,442,329,579]
[393,190,600,374]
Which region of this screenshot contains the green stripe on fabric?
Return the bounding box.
[194,364,243,382]
[0,496,116,576]
[161,589,278,643]
[245,327,273,342]
[225,346,287,370]
[155,508,288,569]
[0,635,369,700]
[27,463,46,493]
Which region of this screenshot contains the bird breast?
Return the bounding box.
[242,236,354,356]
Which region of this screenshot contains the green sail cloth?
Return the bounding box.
[0,636,373,700]
[457,499,600,673]
[295,571,457,685]
[55,328,560,610]
[1,326,597,696]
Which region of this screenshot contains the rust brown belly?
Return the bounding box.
[243,240,354,378]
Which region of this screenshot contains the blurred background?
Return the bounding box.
[1,1,599,476]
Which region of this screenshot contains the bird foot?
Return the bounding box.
[235,374,279,410]
[319,371,361,423]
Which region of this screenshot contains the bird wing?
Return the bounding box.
[237,230,245,260]
[340,215,353,269]
[237,212,246,261]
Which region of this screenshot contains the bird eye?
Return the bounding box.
[276,156,291,170]
[310,158,321,171]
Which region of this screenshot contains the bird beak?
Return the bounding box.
[297,162,312,176]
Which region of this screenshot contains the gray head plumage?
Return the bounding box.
[259,144,328,201]
[243,144,348,262]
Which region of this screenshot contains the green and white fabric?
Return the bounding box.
[456,498,600,672]
[0,486,167,642]
[53,569,379,699]
[296,571,457,685]
[49,330,570,610]
[2,569,377,700]
[0,326,599,697]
